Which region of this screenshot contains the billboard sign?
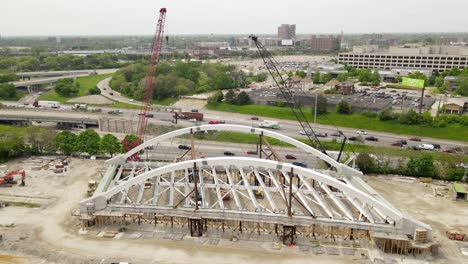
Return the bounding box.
[281,39,294,46]
[402,77,425,89]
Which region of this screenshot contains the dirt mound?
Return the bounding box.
[68,95,113,105]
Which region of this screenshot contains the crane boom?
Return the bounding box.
[136,7,167,139]
[249,35,328,155]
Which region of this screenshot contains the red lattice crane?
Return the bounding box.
[123,8,167,158]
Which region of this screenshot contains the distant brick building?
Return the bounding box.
[310,35,341,52]
[335,80,355,95]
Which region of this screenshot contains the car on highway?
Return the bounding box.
[410,137,421,142]
[109,92,114,96]
[178,145,191,150]
[316,133,327,137]
[356,130,367,135]
[145,114,154,118]
[330,132,341,137]
[208,120,219,124]
[391,141,403,147]
[431,143,441,149]
[188,118,197,122]
[418,144,434,150]
[218,120,226,124]
[299,130,312,135]
[246,150,258,155]
[250,116,259,120]
[348,136,357,141]
[292,162,307,168]
[365,136,378,142]
[191,109,198,113]
[129,99,134,102]
[399,139,407,145]
[223,151,235,156]
[285,154,297,160]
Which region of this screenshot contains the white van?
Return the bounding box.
[418,144,434,150]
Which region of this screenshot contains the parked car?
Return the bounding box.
[357,130,367,135]
[365,136,379,142]
[208,120,219,124]
[285,154,297,160]
[178,145,191,150]
[224,151,235,156]
[246,150,258,155]
[250,116,259,120]
[292,162,307,168]
[109,92,114,95]
[145,114,154,118]
[391,142,403,147]
[410,137,421,142]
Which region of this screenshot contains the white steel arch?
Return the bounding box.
[107,124,360,177]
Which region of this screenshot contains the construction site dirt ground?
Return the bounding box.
[0,157,466,264]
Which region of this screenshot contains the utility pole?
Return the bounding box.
[314,93,318,125]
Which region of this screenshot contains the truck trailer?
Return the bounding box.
[180,112,204,121]
[34,100,60,108]
[259,120,280,129]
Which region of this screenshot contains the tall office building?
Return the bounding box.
[277,24,296,40]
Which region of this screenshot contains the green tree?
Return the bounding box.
[122,134,142,153]
[434,76,444,88]
[336,74,348,82]
[312,94,328,115]
[0,72,19,83]
[237,91,251,105]
[224,90,237,104]
[320,73,333,84]
[455,75,468,96]
[0,83,17,100]
[313,70,320,84]
[208,90,224,105]
[26,127,56,154]
[54,78,79,97]
[355,153,377,174]
[255,72,268,82]
[214,73,233,89]
[295,70,306,78]
[75,129,101,155]
[336,100,351,114]
[406,154,436,177]
[88,86,101,95]
[99,134,121,157]
[53,131,77,156]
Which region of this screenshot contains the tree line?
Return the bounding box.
[110,61,260,101]
[0,126,134,163]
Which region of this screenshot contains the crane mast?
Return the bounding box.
[249,35,328,155]
[136,7,167,139]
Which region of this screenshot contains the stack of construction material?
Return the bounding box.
[414,229,428,243]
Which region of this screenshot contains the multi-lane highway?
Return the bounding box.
[1,105,466,152]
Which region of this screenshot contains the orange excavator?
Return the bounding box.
[0,170,26,187]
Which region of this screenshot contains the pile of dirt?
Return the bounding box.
[68,95,113,105]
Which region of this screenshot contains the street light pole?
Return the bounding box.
[314,93,317,125]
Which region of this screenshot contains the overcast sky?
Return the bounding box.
[1,0,467,36]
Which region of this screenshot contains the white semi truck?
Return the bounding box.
[34,100,60,108]
[258,120,280,129]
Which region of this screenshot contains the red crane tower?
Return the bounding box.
[123,8,167,158]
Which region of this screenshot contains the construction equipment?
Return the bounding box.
[249,35,347,162]
[446,230,466,241]
[0,170,26,187]
[122,7,167,159]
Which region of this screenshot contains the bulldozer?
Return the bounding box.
[0,170,26,187]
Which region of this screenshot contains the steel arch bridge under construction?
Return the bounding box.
[80,124,433,250]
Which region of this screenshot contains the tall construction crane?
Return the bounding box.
[249,35,347,162]
[123,8,167,157]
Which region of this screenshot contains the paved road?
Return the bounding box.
[13,69,118,88]
[1,106,466,152]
